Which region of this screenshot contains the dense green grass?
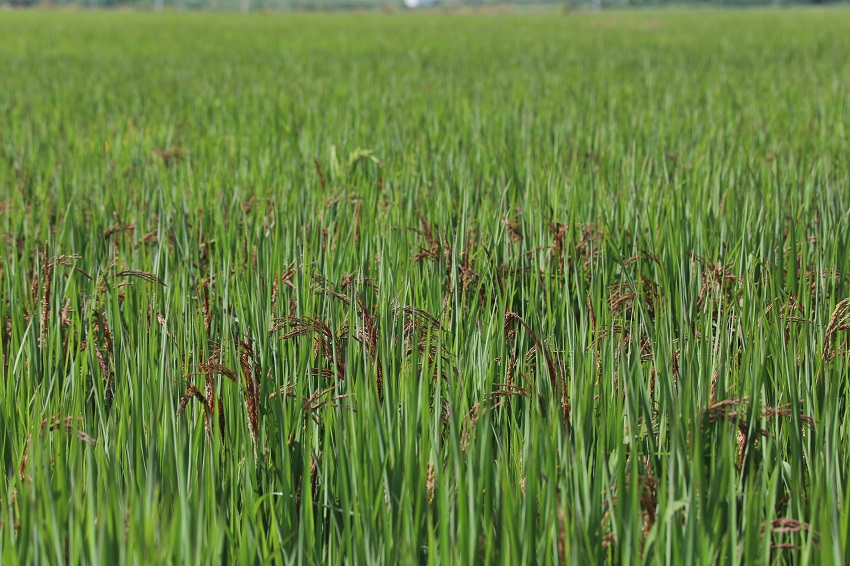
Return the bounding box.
[2,9,850,563]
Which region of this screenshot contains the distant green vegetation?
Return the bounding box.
[2,10,850,564]
[2,0,847,11]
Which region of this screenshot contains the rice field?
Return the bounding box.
[2,9,850,563]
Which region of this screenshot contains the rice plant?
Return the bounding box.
[1,9,850,564]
